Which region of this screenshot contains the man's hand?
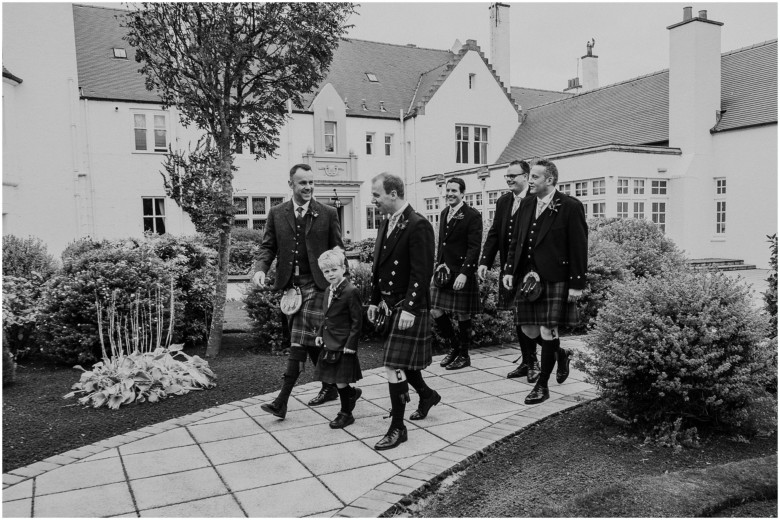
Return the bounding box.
[344,348,356,355]
[477,265,488,281]
[315,336,323,347]
[251,271,266,287]
[367,304,379,324]
[453,273,468,291]
[502,274,513,290]
[568,288,583,303]
[398,310,416,330]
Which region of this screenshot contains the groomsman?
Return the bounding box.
[431,177,482,371]
[478,160,541,382]
[367,172,440,450]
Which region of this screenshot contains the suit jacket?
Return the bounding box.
[370,204,435,316]
[506,191,588,290]
[480,191,526,271]
[253,199,344,290]
[317,280,362,352]
[437,203,482,277]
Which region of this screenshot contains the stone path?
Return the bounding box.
[2,338,594,518]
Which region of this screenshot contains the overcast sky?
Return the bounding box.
[346,2,778,92]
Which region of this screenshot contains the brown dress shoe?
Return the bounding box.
[527,361,541,384]
[445,353,471,370]
[556,348,571,384]
[329,412,355,429]
[524,384,550,405]
[409,390,441,420]
[260,400,287,419]
[374,425,408,450]
[507,363,530,379]
[308,384,338,406]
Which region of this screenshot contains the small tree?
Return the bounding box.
[123,3,355,356]
[764,233,777,320]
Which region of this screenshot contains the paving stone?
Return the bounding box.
[189,408,247,425]
[200,432,286,465]
[425,417,491,443]
[34,482,135,518]
[394,454,427,469]
[303,508,340,517]
[468,356,513,370]
[470,377,534,396]
[319,462,398,503]
[295,440,387,475]
[235,477,342,517]
[436,384,493,403]
[139,494,244,517]
[399,468,437,481]
[9,461,61,478]
[2,478,33,501]
[255,407,329,433]
[123,444,211,480]
[402,402,474,427]
[36,456,126,496]
[3,473,28,487]
[442,444,476,457]
[273,422,355,451]
[338,413,418,441]
[120,428,194,456]
[2,498,32,518]
[440,369,501,385]
[215,452,311,491]
[376,481,417,496]
[188,417,265,443]
[362,429,448,462]
[334,505,374,517]
[482,410,518,423]
[129,467,228,511]
[387,474,427,488]
[449,395,518,417]
[350,496,395,513]
[78,447,119,463]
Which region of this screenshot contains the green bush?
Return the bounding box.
[581,270,774,436]
[2,235,58,278]
[764,233,777,320]
[61,237,106,264]
[345,238,376,264]
[243,265,290,351]
[205,228,263,276]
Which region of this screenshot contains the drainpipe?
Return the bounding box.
[400,108,407,193]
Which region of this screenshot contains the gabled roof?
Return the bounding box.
[510,86,572,109]
[498,39,778,163]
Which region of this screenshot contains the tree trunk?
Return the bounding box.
[205,226,231,358]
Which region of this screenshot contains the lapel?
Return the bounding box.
[325,279,347,315]
[535,192,562,246]
[442,206,462,241]
[379,205,412,264]
[285,201,297,234]
[305,200,319,236]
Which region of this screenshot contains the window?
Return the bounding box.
[633,202,645,219]
[652,202,666,233]
[324,121,336,153]
[716,178,727,195]
[133,112,168,152]
[455,125,469,163]
[575,182,588,197]
[142,197,166,234]
[592,179,606,195]
[715,178,726,234]
[617,178,629,195]
[233,195,279,231]
[473,126,488,164]
[425,198,440,211]
[617,201,629,218]
[464,194,474,206]
[427,214,440,225]
[365,72,378,82]
[558,183,571,196]
[488,210,495,222]
[633,179,645,195]
[112,48,127,59]
[651,180,667,195]
[270,197,284,208]
[384,134,393,156]
[468,73,476,89]
[365,133,374,155]
[592,202,605,218]
[366,206,383,230]
[488,191,501,205]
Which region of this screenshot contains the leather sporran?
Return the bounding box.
[517,271,543,302]
[280,286,303,315]
[433,264,452,289]
[322,350,343,364]
[374,300,393,338]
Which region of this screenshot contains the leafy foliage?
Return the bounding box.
[345,238,376,264]
[581,270,775,437]
[204,227,263,276]
[2,235,58,279]
[764,233,777,320]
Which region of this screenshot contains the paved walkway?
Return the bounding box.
[3,338,594,518]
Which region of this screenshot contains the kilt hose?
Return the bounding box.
[430,275,482,315]
[513,279,579,328]
[381,295,432,370]
[287,279,325,348]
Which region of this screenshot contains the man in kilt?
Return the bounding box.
[431,177,483,371]
[478,160,542,383]
[252,163,345,419]
[503,158,587,405]
[367,172,438,450]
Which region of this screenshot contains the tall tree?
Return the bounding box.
[123,3,355,357]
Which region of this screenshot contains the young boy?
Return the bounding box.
[314,247,363,428]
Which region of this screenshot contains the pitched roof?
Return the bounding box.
[498,39,778,163]
[510,86,572,109]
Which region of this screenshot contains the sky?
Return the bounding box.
[345,2,778,92]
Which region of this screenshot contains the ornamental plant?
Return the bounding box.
[763,233,777,320]
[581,269,775,436]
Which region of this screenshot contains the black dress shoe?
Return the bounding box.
[260,400,287,419]
[507,363,530,379]
[440,348,460,367]
[527,361,541,384]
[524,384,550,405]
[347,388,363,413]
[445,353,471,370]
[409,390,441,420]
[374,425,408,450]
[308,385,339,406]
[329,412,355,429]
[556,348,571,384]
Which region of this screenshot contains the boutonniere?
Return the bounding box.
[452,212,464,220]
[396,215,408,231]
[310,210,319,218]
[548,199,561,214]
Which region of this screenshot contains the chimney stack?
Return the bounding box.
[581,38,599,91]
[683,6,693,20]
[489,3,511,89]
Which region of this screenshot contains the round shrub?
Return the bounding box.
[243,265,290,351]
[61,237,106,264]
[582,269,774,434]
[204,227,263,276]
[2,235,58,278]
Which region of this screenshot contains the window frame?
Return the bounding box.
[324,121,337,153]
[132,111,169,154]
[232,194,284,232]
[142,197,166,234]
[366,206,383,230]
[384,134,393,156]
[365,133,374,155]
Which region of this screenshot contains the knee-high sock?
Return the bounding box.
[404,369,432,399]
[538,338,560,387]
[458,320,472,354]
[337,385,354,413]
[388,381,409,429]
[434,314,456,341]
[517,327,537,365]
[277,359,300,404]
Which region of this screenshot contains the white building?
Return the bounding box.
[3,4,777,268]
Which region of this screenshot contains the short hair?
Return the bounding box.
[289,163,312,178]
[372,172,405,199]
[509,159,530,175]
[532,158,558,186]
[318,247,346,270]
[446,177,466,193]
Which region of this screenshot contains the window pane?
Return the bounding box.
[153,115,166,151]
[270,197,284,207]
[233,219,248,229]
[155,217,166,234]
[252,197,266,215]
[143,217,154,232]
[134,129,147,151]
[234,197,248,215]
[252,219,265,232]
[154,198,165,216]
[143,198,153,215]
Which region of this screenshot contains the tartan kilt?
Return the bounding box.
[382,308,433,370]
[288,281,325,348]
[513,279,579,328]
[313,352,362,385]
[430,275,482,315]
[496,279,518,311]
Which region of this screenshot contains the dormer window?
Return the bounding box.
[365,72,378,82]
[112,48,128,59]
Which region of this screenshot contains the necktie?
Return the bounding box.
[447,208,455,222]
[387,215,399,236]
[328,286,336,308]
[511,196,521,215]
[296,206,304,223]
[535,199,546,219]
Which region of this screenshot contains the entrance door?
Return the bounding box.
[322,197,354,244]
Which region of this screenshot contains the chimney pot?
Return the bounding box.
[698,10,707,19]
[683,6,693,20]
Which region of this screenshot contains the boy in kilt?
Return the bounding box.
[367,172,439,451]
[478,160,542,383]
[431,178,483,371]
[502,158,587,405]
[252,164,345,420]
[313,247,363,429]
